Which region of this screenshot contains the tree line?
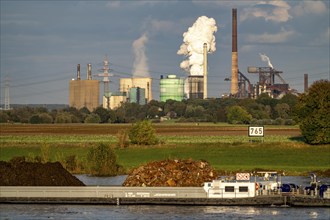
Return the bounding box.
[0,93,298,125]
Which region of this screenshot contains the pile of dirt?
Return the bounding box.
[123,159,218,187]
[0,160,85,186]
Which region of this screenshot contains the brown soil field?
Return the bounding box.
[0,124,301,137]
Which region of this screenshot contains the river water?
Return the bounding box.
[1,175,329,220]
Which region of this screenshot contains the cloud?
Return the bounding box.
[192,0,259,8]
[292,1,327,16]
[240,0,291,23]
[246,28,295,43]
[150,19,174,32]
[105,1,121,8]
[310,27,330,46]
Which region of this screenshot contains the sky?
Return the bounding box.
[1,0,329,105]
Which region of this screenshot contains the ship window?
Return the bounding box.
[239,186,248,192]
[225,186,234,192]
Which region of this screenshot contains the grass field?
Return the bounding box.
[1,123,329,176]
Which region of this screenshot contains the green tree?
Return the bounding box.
[295,80,330,144]
[84,113,101,123]
[87,143,119,176]
[29,114,42,124]
[93,106,109,123]
[275,103,290,119]
[128,120,159,145]
[39,113,53,123]
[226,106,252,124]
[0,111,9,123]
[55,112,72,123]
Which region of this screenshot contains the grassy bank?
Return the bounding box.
[1,141,329,176]
[1,123,328,176]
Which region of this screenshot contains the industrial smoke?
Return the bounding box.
[132,33,150,77]
[259,53,273,68]
[177,16,217,76]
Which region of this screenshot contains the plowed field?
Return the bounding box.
[0,124,300,136]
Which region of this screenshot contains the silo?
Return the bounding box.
[160,75,184,102]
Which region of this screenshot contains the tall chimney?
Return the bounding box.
[231,8,239,96]
[87,63,92,80]
[77,64,81,80]
[203,43,208,99]
[304,73,308,92]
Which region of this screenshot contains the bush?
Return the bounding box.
[117,129,129,148]
[128,120,159,145]
[226,106,252,124]
[87,143,120,176]
[295,80,330,144]
[84,113,101,123]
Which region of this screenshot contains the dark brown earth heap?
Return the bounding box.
[123,159,217,187]
[0,160,85,186]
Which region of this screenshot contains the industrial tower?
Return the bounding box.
[4,76,11,110]
[95,56,112,109]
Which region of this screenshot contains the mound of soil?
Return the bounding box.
[0,160,85,186]
[123,159,218,187]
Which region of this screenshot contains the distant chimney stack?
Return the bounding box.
[77,64,81,80]
[304,73,308,92]
[231,8,239,96]
[87,63,92,80]
[203,43,208,99]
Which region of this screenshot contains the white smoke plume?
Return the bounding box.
[132,33,150,77]
[177,16,217,76]
[259,53,273,69]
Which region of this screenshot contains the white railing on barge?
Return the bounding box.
[0,186,207,199]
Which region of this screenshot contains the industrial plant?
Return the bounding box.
[69,8,294,111]
[69,64,99,111]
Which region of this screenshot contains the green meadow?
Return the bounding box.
[1,133,329,176]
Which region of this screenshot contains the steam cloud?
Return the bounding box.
[259,53,273,68]
[132,33,150,77]
[177,16,217,76]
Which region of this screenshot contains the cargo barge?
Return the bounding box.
[1,186,329,207]
[1,172,329,207]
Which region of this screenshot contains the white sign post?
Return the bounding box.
[248,126,264,142]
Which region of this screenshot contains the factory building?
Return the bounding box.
[69,64,100,111]
[129,87,146,105]
[109,92,127,110]
[160,75,185,102]
[185,76,204,99]
[119,78,152,102]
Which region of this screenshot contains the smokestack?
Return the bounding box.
[77,64,81,80]
[87,63,92,80]
[304,73,308,92]
[231,8,239,96]
[203,43,208,99]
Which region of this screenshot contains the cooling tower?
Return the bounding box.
[203,43,208,99]
[119,77,152,102]
[231,8,239,96]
